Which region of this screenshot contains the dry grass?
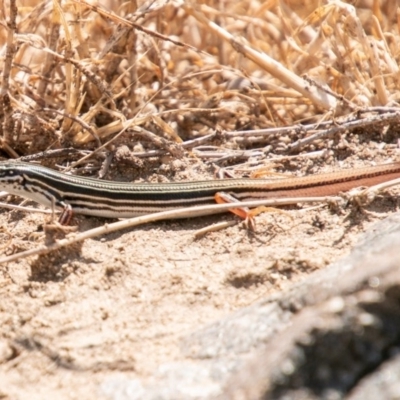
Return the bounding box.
[0,0,399,169]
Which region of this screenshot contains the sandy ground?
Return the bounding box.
[0,150,400,399]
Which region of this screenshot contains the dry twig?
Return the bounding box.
[0,196,341,265]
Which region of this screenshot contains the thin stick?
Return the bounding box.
[288,111,400,152]
[361,178,400,195]
[0,202,52,214]
[0,196,341,265]
[194,220,238,238]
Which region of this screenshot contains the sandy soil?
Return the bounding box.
[1,144,400,399]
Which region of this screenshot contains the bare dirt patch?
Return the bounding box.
[1,151,400,399]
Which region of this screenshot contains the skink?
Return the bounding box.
[0,160,400,222]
